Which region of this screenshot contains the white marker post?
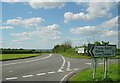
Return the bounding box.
[93,58,97,80]
[104,57,108,79]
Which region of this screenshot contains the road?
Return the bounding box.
[1,54,118,83]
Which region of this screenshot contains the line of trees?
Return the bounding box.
[1,48,50,54]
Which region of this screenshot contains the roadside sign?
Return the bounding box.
[89,45,116,57]
[88,44,116,80]
[76,48,84,53]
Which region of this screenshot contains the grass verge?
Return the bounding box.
[0,54,41,61]
[69,63,119,82]
[58,53,91,59]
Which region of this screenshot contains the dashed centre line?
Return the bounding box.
[36,73,46,76]
[47,71,55,74]
[22,75,34,78]
[6,77,18,80]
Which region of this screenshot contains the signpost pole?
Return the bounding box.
[108,58,110,75]
[93,58,97,80]
[104,57,108,79]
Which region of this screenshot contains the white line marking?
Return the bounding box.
[37,73,46,76]
[22,75,33,78]
[86,62,104,65]
[66,61,71,71]
[98,63,104,64]
[73,68,79,71]
[3,54,52,66]
[60,71,73,83]
[57,55,66,72]
[48,71,55,74]
[41,54,52,60]
[9,71,13,72]
[6,77,18,80]
[57,69,64,73]
[86,63,91,65]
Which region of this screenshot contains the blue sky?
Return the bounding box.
[1,1,119,49]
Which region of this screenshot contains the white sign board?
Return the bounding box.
[89,45,116,57]
[77,48,84,53]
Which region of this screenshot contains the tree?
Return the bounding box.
[94,41,101,45]
[101,41,109,45]
[52,41,72,53]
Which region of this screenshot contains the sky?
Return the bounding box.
[0,0,119,49]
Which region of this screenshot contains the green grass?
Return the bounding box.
[59,52,91,59]
[69,64,119,82]
[0,54,41,61]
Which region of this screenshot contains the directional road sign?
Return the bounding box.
[89,45,116,57]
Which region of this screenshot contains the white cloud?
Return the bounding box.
[101,30,118,37]
[29,0,65,9]
[6,17,45,28]
[73,0,117,3]
[98,16,119,29]
[11,24,61,43]
[0,26,14,29]
[1,0,28,2]
[64,1,115,23]
[70,26,99,35]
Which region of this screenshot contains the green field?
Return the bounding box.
[0,54,41,61]
[59,53,91,59]
[69,64,119,82]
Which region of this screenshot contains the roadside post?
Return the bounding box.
[88,44,116,80]
[104,57,108,79]
[93,57,97,80]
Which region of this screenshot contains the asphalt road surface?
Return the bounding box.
[1,54,118,83]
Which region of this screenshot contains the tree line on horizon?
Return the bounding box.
[1,48,51,54]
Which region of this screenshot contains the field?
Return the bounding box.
[69,63,119,82]
[59,53,91,59]
[0,54,41,61]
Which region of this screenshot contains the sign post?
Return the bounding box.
[104,57,108,79]
[88,44,116,80]
[93,58,97,80]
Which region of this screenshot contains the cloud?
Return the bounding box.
[0,26,14,29]
[1,0,23,2]
[6,17,45,28]
[64,1,115,23]
[98,16,119,29]
[11,24,61,43]
[11,38,31,43]
[29,0,65,9]
[70,26,99,35]
[101,30,118,37]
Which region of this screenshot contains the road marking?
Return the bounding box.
[86,62,104,65]
[98,63,104,64]
[37,73,46,76]
[73,68,79,71]
[9,71,13,72]
[22,75,33,78]
[57,69,64,73]
[3,54,52,66]
[41,54,52,60]
[47,71,55,74]
[58,55,66,72]
[86,63,91,65]
[60,71,73,83]
[66,61,71,71]
[6,77,18,80]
